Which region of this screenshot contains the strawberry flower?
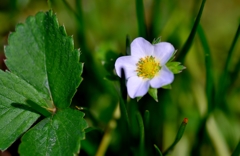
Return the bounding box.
[115,37,175,98]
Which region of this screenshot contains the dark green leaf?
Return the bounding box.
[19,108,88,156]
[5,10,83,109]
[0,10,86,153]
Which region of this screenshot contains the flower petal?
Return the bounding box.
[131,37,154,58]
[153,42,175,65]
[127,76,150,98]
[115,56,138,79]
[150,66,174,88]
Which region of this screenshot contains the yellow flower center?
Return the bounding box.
[136,56,161,79]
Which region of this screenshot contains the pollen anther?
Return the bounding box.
[136,55,161,79]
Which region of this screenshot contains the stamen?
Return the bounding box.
[136,56,161,79]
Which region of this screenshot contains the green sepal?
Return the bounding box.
[166,62,186,74]
[161,84,172,89]
[148,87,158,102]
[137,96,143,102]
[152,37,161,44]
[168,50,178,62]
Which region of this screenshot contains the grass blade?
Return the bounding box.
[149,0,161,40]
[177,0,206,62]
[197,24,214,113]
[135,0,147,38]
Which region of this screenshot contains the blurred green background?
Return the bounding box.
[0,0,240,156]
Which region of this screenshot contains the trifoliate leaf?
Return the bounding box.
[166,62,186,74]
[19,108,88,156]
[5,10,83,109]
[148,88,158,102]
[0,10,87,153]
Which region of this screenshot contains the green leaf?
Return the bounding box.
[0,10,86,152]
[148,88,158,102]
[166,62,186,74]
[0,70,49,150]
[5,10,83,109]
[19,108,88,156]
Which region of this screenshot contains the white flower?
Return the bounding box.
[115,37,174,98]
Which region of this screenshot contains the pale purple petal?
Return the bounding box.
[115,56,138,79]
[131,37,154,59]
[127,76,150,98]
[150,66,174,88]
[153,42,175,65]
